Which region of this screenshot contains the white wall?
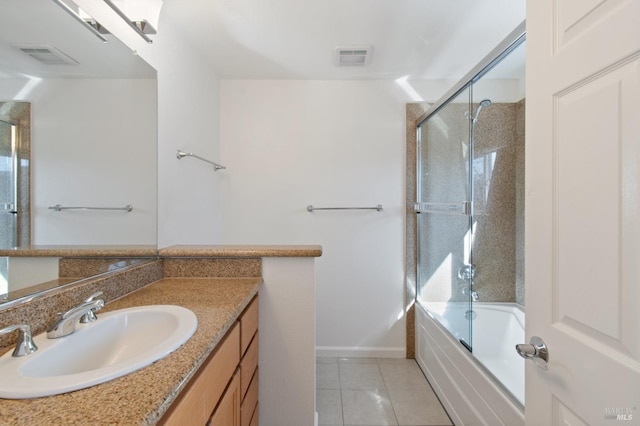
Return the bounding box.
[73,0,224,248]
[220,80,417,356]
[260,257,316,425]
[150,13,223,247]
[32,79,157,244]
[0,78,157,245]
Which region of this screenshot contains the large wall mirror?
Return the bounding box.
[0,0,158,303]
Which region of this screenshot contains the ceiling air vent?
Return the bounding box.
[334,46,373,67]
[14,45,78,65]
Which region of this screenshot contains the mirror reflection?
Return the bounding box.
[0,0,158,303]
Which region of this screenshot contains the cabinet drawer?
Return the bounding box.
[241,368,259,426]
[240,297,258,356]
[240,332,258,399]
[160,371,208,425]
[161,323,240,425]
[249,402,259,426]
[203,323,240,416]
[209,370,241,426]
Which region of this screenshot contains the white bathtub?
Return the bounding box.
[416,302,525,425]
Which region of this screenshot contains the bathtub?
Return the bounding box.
[416,302,525,425]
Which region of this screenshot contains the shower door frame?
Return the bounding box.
[414,21,526,335]
[410,21,526,425]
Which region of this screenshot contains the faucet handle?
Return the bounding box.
[84,291,104,302]
[80,291,105,324]
[0,324,38,357]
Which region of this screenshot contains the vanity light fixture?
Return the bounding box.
[51,0,109,43]
[102,0,155,44]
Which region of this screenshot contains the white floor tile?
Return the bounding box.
[376,358,418,365]
[317,389,344,425]
[318,357,339,364]
[387,387,452,426]
[342,389,398,425]
[379,362,431,390]
[316,357,451,426]
[339,357,378,364]
[339,364,385,389]
[318,363,341,389]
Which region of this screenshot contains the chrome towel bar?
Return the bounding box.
[414,202,470,216]
[48,205,133,212]
[307,205,383,212]
[176,150,226,171]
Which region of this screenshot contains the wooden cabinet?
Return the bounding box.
[240,297,259,426]
[209,371,241,426]
[160,296,259,426]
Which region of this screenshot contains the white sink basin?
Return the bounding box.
[0,305,197,399]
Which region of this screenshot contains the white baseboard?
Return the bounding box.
[316,346,406,358]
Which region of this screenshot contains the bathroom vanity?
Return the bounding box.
[0,245,321,425]
[161,295,259,426]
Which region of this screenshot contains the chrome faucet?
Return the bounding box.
[79,291,104,324]
[0,324,38,357]
[461,286,479,302]
[47,292,105,339]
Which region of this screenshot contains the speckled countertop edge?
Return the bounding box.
[159,244,323,258]
[0,245,158,257]
[0,277,261,425]
[0,244,323,259]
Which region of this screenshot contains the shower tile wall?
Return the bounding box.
[472,102,518,303]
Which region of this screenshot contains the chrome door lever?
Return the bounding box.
[515,336,549,370]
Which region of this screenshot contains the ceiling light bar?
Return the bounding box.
[51,0,109,43]
[102,0,153,44]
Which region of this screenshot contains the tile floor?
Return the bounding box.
[316,357,453,426]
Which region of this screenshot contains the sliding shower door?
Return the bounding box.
[416,87,474,349]
[0,118,17,249]
[0,102,30,251]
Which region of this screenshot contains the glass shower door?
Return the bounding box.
[416,87,474,350]
[0,118,17,249]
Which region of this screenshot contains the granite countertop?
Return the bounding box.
[0,244,322,259]
[0,245,158,257]
[159,244,323,258]
[0,277,261,425]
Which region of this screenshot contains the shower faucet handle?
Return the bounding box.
[458,264,475,281]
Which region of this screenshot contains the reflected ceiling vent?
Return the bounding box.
[14,45,78,65]
[334,46,373,67]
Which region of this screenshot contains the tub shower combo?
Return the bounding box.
[412,23,526,425]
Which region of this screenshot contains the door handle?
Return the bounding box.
[515,336,549,370]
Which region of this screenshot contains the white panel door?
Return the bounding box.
[526,0,640,424]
